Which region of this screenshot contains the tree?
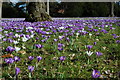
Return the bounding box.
[25,2,52,22]
[111,2,115,17]
[14,2,27,18]
[0,0,2,19]
[2,2,18,18]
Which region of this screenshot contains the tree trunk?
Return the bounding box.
[25,2,52,22]
[0,0,2,19]
[111,2,115,17]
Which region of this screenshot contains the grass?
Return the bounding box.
[1,18,120,79]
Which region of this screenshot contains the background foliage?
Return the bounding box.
[2,2,120,18]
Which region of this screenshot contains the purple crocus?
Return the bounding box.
[37,56,42,62]
[4,58,14,64]
[94,42,97,45]
[59,56,66,61]
[7,38,13,43]
[20,34,24,37]
[66,37,70,41]
[6,46,15,53]
[35,44,43,49]
[110,27,115,30]
[92,70,101,78]
[41,39,47,42]
[3,38,7,41]
[58,47,63,51]
[58,43,64,47]
[15,67,20,75]
[36,37,39,40]
[116,40,120,43]
[96,52,103,56]
[54,39,58,42]
[28,56,34,61]
[25,35,30,39]
[28,66,34,72]
[14,56,20,62]
[87,45,93,50]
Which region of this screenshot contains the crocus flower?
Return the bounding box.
[14,56,20,62]
[116,40,120,43]
[28,66,34,72]
[15,34,20,38]
[85,51,93,56]
[4,58,14,64]
[54,39,58,42]
[22,36,28,42]
[58,43,64,47]
[6,46,15,53]
[28,56,34,61]
[59,36,65,40]
[3,38,7,41]
[110,27,115,30]
[87,45,93,50]
[15,67,20,75]
[13,40,19,44]
[41,39,47,42]
[96,52,102,56]
[66,37,70,41]
[94,42,97,45]
[59,56,66,61]
[92,70,101,78]
[20,34,24,37]
[58,47,63,51]
[15,47,21,52]
[36,37,39,40]
[35,44,43,48]
[26,35,30,39]
[7,38,13,43]
[37,56,42,62]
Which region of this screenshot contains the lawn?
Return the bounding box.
[1,18,120,79]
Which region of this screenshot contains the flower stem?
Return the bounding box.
[29,72,32,79]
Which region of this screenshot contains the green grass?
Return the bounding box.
[1,19,120,79]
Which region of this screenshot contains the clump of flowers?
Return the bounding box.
[4,58,14,64]
[28,56,34,61]
[6,46,15,53]
[35,44,43,49]
[96,52,103,56]
[59,56,66,61]
[92,70,101,78]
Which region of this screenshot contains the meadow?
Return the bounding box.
[1,18,120,79]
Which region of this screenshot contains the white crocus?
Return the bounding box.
[59,27,64,30]
[76,33,79,36]
[89,33,92,38]
[4,31,8,33]
[85,51,93,56]
[0,34,4,39]
[13,40,19,44]
[30,31,34,34]
[15,47,21,52]
[30,35,34,38]
[22,44,26,49]
[105,25,108,27]
[15,34,20,38]
[26,27,33,29]
[22,36,28,42]
[46,32,49,34]
[40,28,44,30]
[68,24,73,26]
[59,36,62,39]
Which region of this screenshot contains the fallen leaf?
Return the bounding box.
[18,50,26,54]
[1,54,14,58]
